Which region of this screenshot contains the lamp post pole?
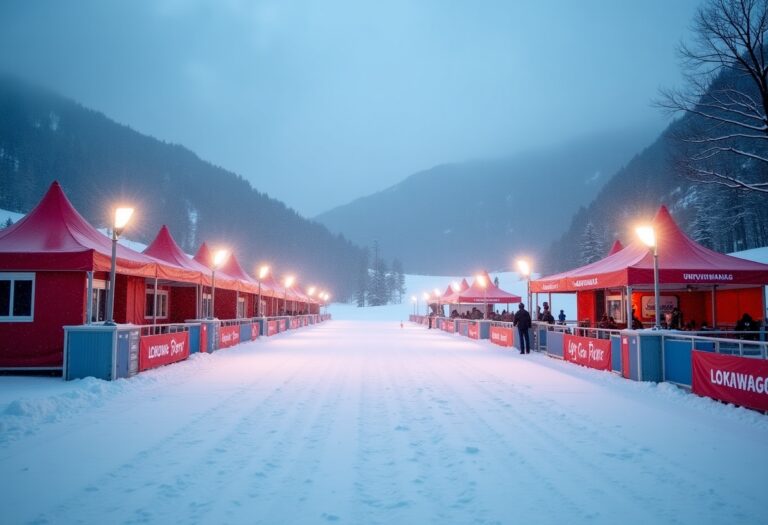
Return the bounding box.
[210,268,216,320]
[652,243,661,330]
[106,229,118,324]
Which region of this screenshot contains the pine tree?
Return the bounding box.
[493,276,499,288]
[391,259,406,304]
[580,222,603,265]
[2,217,12,229]
[355,249,369,307]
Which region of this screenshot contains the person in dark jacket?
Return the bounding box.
[558,309,566,324]
[513,302,532,354]
[735,313,758,340]
[669,307,683,330]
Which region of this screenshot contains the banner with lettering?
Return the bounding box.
[490,326,514,347]
[443,320,455,333]
[139,331,189,371]
[563,334,611,371]
[219,325,241,349]
[267,320,278,336]
[692,351,768,412]
[251,322,260,340]
[468,323,479,340]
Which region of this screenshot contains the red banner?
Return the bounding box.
[692,351,768,412]
[280,319,288,331]
[267,320,278,336]
[563,334,611,371]
[490,326,514,347]
[468,323,479,340]
[219,325,240,349]
[290,318,300,329]
[200,323,208,353]
[139,331,189,371]
[443,320,454,333]
[251,322,259,341]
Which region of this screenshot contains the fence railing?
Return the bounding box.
[139,322,198,337]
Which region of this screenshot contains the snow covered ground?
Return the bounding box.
[1,320,767,524]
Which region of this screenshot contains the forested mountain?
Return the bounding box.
[316,127,658,275]
[0,76,363,298]
[546,74,768,275]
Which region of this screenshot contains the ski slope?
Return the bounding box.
[1,320,766,524]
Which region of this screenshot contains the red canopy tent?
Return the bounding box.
[450,272,521,305]
[441,278,470,303]
[607,239,624,256]
[531,206,768,327]
[144,226,212,286]
[0,182,203,368]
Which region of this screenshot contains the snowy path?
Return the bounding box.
[1,321,767,525]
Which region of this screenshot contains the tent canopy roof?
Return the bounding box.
[448,271,521,304]
[0,182,157,277]
[532,206,768,292]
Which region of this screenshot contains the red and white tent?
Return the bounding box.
[450,272,521,304]
[531,206,768,293]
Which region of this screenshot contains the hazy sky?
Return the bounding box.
[0,0,701,216]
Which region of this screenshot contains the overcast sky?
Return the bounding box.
[0,0,701,216]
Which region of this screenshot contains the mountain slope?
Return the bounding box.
[316,127,658,275]
[0,76,363,298]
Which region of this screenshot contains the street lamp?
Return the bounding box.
[517,259,531,313]
[256,265,270,317]
[284,275,295,315]
[636,226,660,330]
[411,295,417,315]
[105,207,134,325]
[209,249,229,320]
[433,288,441,317]
[476,274,488,319]
[307,286,316,315]
[422,292,430,315]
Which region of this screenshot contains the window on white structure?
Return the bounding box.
[237,296,246,318]
[0,272,35,321]
[201,292,212,318]
[145,290,169,319]
[90,279,107,323]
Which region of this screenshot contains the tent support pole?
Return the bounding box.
[236,290,240,318]
[626,286,633,329]
[153,277,158,325]
[712,285,718,328]
[86,271,93,324]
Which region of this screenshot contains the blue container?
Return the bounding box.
[187,324,201,354]
[663,339,693,386]
[610,335,622,372]
[478,321,490,339]
[64,325,139,381]
[637,333,663,382]
[239,322,252,344]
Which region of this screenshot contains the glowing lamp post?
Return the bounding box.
[411,295,417,315]
[208,249,230,320]
[307,286,316,315]
[433,288,441,317]
[636,226,660,329]
[284,275,295,315]
[256,265,270,317]
[105,207,134,325]
[422,292,430,316]
[476,274,488,319]
[517,259,531,314]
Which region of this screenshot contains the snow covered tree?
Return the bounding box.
[355,248,369,307]
[391,258,406,304]
[659,0,768,194]
[579,222,603,265]
[2,217,12,229]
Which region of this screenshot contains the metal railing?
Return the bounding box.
[139,322,198,337]
[660,332,767,359]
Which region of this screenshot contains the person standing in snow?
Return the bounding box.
[513,303,532,354]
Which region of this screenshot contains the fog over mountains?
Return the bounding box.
[316,126,659,275]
